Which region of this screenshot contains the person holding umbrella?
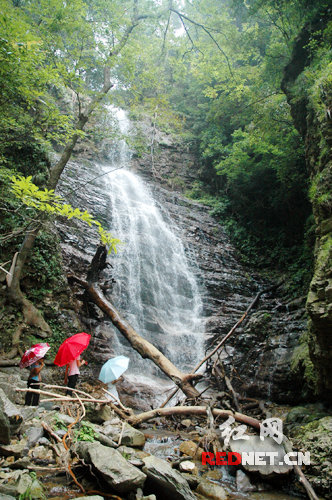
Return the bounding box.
[99,355,130,403]
[64,356,87,395]
[20,343,50,406]
[53,332,91,396]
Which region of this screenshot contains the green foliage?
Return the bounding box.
[291,331,317,391]
[46,320,67,358]
[53,415,68,431]
[11,176,122,253]
[74,421,99,442]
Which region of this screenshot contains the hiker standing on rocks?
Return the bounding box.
[64,356,87,396]
[25,358,44,406]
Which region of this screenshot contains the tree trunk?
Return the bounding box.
[71,275,200,399]
[6,224,52,339]
[128,406,261,430]
[5,70,113,349]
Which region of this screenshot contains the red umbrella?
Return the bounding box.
[54,332,91,367]
[20,343,50,369]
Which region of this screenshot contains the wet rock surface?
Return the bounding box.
[75,440,147,493]
[57,153,310,405]
[142,455,196,500]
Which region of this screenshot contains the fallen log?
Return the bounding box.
[130,406,261,430]
[70,274,200,399]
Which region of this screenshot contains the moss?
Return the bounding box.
[291,337,317,391]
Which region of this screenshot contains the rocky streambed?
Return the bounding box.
[0,368,331,500]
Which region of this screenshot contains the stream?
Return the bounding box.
[40,426,302,500]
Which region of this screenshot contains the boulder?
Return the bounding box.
[8,458,32,470]
[0,441,26,458]
[0,408,11,445]
[236,470,272,492]
[1,470,45,499]
[25,426,44,448]
[95,431,118,448]
[142,455,196,500]
[0,371,26,405]
[86,403,114,423]
[76,441,146,493]
[121,424,145,447]
[180,473,199,489]
[0,389,23,435]
[103,422,145,447]
[179,440,203,460]
[0,484,18,496]
[195,479,228,500]
[229,436,292,476]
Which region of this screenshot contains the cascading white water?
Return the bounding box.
[99,109,205,383]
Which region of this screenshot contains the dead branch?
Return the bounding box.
[194,281,284,373]
[42,383,95,400]
[131,406,261,430]
[118,421,125,446]
[161,281,284,407]
[41,421,62,443]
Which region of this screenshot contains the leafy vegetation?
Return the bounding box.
[11,175,122,253]
[0,0,331,354]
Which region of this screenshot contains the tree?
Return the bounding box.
[1,0,171,353]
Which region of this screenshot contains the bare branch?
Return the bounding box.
[170,8,233,77]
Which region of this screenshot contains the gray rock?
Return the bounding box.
[142,455,196,500]
[0,371,26,405]
[0,389,23,435]
[37,437,50,446]
[8,458,31,470]
[76,441,146,493]
[0,485,18,496]
[54,413,75,425]
[86,403,114,423]
[38,402,53,411]
[121,424,145,447]
[95,431,118,448]
[29,445,53,461]
[0,494,17,499]
[102,423,121,440]
[20,407,39,422]
[0,409,10,445]
[0,441,26,458]
[229,436,293,476]
[195,479,228,500]
[236,470,272,492]
[54,429,67,438]
[25,426,44,448]
[180,473,199,489]
[102,422,145,447]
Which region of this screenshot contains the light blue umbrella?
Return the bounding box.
[99,356,130,384]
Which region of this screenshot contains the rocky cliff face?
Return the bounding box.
[281,9,332,397]
[52,116,312,408]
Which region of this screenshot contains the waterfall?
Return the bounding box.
[98,109,205,386]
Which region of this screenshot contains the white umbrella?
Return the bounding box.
[98,355,130,383]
